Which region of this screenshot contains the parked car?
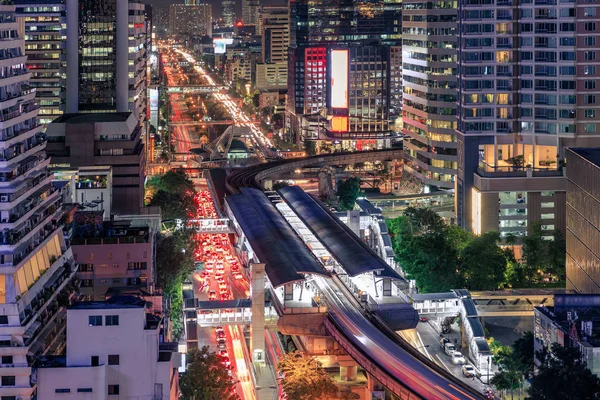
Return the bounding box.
[419,316,428,323]
[461,365,476,377]
[451,351,466,365]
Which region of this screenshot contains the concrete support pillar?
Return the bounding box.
[348,210,361,236]
[250,263,265,364]
[284,283,294,302]
[382,278,392,297]
[337,355,358,382]
[66,0,79,113]
[116,0,129,113]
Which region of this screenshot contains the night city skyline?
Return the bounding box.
[0,0,595,399]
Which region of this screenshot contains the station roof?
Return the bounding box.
[225,188,329,288]
[412,292,459,302]
[355,198,382,215]
[277,186,405,281]
[467,316,485,338]
[462,298,478,316]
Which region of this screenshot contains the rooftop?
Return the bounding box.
[225,187,329,287]
[277,186,405,281]
[53,112,132,124]
[69,295,147,310]
[536,295,600,347]
[569,148,600,167]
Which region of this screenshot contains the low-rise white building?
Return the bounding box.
[37,296,179,399]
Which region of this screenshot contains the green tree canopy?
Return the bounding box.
[277,351,338,400]
[180,346,239,400]
[156,230,197,292]
[148,170,196,221]
[459,231,507,290]
[512,331,534,379]
[336,177,362,211]
[528,343,600,400]
[490,346,523,395]
[522,222,566,284]
[388,208,565,292]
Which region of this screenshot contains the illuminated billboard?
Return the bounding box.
[330,50,348,109]
[330,116,348,132]
[214,38,234,54]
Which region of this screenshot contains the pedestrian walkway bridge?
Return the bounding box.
[175,218,232,233]
[166,85,225,93]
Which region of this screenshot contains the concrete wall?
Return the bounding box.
[65,307,168,399]
[38,365,106,400]
[73,240,153,300]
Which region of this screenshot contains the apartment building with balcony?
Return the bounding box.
[70,211,155,301]
[14,0,66,127]
[53,165,113,219]
[401,0,458,189]
[0,6,78,400]
[455,0,600,237]
[37,296,179,399]
[44,112,145,215]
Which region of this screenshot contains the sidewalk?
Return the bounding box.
[255,358,279,400]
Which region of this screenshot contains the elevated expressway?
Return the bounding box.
[217,152,483,399]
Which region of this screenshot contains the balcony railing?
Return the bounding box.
[477,161,564,177]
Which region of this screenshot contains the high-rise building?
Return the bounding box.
[565,148,600,293]
[154,7,169,36]
[168,4,212,37]
[65,0,147,123]
[260,6,288,63]
[455,0,600,237]
[401,0,457,189]
[287,0,402,148]
[0,5,78,400]
[222,0,236,27]
[254,6,288,91]
[14,1,66,127]
[242,0,260,25]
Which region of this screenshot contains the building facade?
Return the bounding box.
[287,0,402,148]
[534,294,600,377]
[45,113,145,215]
[0,8,78,400]
[565,148,600,293]
[222,0,235,27]
[260,6,288,64]
[65,0,147,125]
[37,296,179,399]
[455,0,600,237]
[154,7,169,36]
[242,0,260,25]
[401,0,457,189]
[14,0,66,127]
[168,4,212,37]
[71,213,155,300]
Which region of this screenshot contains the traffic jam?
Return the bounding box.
[191,189,251,387]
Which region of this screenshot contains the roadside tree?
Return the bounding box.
[277,351,338,400]
[180,346,239,400]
